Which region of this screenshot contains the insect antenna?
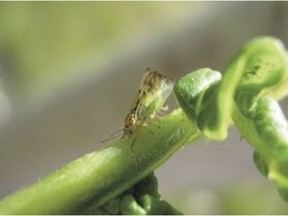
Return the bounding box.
[108,128,123,137]
[101,128,123,144]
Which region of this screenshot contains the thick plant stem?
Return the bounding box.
[0,109,201,214]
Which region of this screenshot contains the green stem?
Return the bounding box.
[0,109,201,214]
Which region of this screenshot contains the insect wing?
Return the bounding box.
[142,70,174,116]
[123,68,173,137]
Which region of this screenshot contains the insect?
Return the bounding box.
[123,68,174,139]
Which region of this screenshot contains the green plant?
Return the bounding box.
[0,36,288,214]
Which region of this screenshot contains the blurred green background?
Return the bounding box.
[0,2,200,103]
[0,2,288,214]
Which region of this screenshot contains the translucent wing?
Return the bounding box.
[123,68,174,137]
